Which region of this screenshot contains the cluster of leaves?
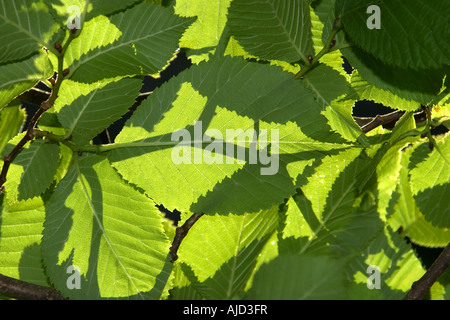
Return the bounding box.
[0,0,449,300]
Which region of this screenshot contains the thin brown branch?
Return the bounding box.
[403,242,450,300]
[170,213,204,262]
[0,274,65,300]
[0,33,75,194]
[360,110,405,133]
[355,110,427,133]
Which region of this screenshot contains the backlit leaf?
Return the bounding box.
[55,78,141,144]
[410,133,450,228]
[2,137,60,204]
[109,56,353,215]
[42,153,171,299]
[0,197,49,287]
[62,2,194,82]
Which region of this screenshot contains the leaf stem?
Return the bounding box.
[294,18,341,79]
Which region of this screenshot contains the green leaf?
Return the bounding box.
[405,216,450,248]
[0,102,25,154]
[109,56,352,215]
[389,112,416,144]
[389,149,450,248]
[45,0,143,25]
[281,148,384,256]
[432,104,450,129]
[312,0,348,54]
[387,146,420,229]
[0,0,60,63]
[228,0,314,63]
[375,141,403,221]
[3,137,60,205]
[83,0,142,19]
[169,262,203,300]
[0,197,50,287]
[310,0,349,77]
[347,70,421,112]
[0,52,54,112]
[62,2,194,82]
[410,134,450,228]
[337,0,450,70]
[41,153,171,299]
[174,0,232,63]
[302,63,369,146]
[245,253,347,299]
[347,227,425,299]
[37,110,66,136]
[54,78,142,144]
[175,207,278,299]
[342,46,447,107]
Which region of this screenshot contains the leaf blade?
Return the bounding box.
[42,154,171,299]
[338,0,450,70]
[55,78,141,144]
[228,0,314,63]
[65,2,194,82]
[0,0,59,63]
[109,57,352,215]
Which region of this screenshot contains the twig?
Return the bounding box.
[354,110,427,133]
[403,242,450,300]
[170,213,204,262]
[360,110,405,133]
[0,273,65,300]
[0,32,75,194]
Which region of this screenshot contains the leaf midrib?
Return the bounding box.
[300,179,355,254]
[73,155,144,298]
[266,0,308,63]
[225,214,246,299]
[0,13,43,48]
[65,83,102,138]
